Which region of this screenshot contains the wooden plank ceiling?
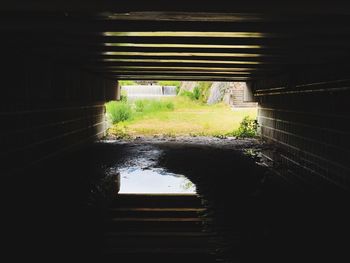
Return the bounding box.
[1,1,350,81]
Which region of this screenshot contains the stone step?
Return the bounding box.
[105,217,206,232]
[104,231,218,238]
[113,193,202,208]
[108,207,205,218]
[104,234,221,249]
[102,248,220,263]
[103,194,222,262]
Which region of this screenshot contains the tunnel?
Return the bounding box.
[1,1,350,262]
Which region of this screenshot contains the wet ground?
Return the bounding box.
[109,139,197,194]
[2,136,350,262]
[103,136,263,194]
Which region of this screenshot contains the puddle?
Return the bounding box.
[119,167,196,194]
[106,142,196,194]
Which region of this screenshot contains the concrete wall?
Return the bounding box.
[254,71,350,190]
[0,57,118,177]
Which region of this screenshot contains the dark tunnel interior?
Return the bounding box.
[1,1,350,262]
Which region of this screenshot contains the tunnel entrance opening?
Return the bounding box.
[105,80,257,194]
[107,80,258,138]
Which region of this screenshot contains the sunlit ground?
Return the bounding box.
[114,97,257,136]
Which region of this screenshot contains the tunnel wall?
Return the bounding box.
[0,58,118,177]
[254,71,350,190]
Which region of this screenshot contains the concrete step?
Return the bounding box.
[113,193,201,208]
[103,247,218,255]
[103,193,222,262]
[104,234,221,249]
[102,248,220,263]
[105,217,205,232]
[108,207,205,218]
[104,231,218,238]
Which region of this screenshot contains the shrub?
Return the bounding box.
[120,90,128,102]
[108,124,132,139]
[179,82,212,102]
[193,87,201,100]
[233,116,259,138]
[179,90,196,100]
[197,82,212,103]
[106,101,133,124]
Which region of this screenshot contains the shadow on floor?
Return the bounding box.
[2,139,349,262]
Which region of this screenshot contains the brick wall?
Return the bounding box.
[0,58,117,176]
[254,76,350,190]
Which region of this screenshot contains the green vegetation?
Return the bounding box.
[105,101,132,124]
[108,124,132,140]
[118,80,137,86]
[178,82,212,102]
[106,96,257,138]
[196,82,212,103]
[178,90,197,100]
[228,116,259,138]
[193,86,201,100]
[106,99,175,124]
[134,99,174,113]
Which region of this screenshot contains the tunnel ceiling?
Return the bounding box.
[2,1,350,82]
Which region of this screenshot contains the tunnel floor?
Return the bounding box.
[3,137,350,262]
[100,137,262,262]
[97,137,350,262]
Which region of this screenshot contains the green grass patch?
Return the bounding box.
[134,99,174,114]
[105,101,133,124]
[107,96,257,137]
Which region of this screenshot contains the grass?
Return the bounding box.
[105,101,132,123]
[107,96,257,137]
[134,99,174,113]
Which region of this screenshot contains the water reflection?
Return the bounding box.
[119,166,196,194]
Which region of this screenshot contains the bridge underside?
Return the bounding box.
[1,2,350,262]
[1,2,350,188]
